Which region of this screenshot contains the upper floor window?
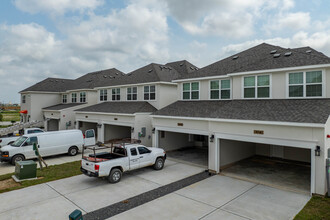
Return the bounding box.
[210,79,231,99]
[62,94,67,103]
[288,71,323,98]
[127,87,137,100]
[144,85,156,100]
[112,88,120,101]
[22,95,26,104]
[100,89,107,101]
[183,82,199,100]
[80,92,86,102]
[72,93,77,103]
[244,75,270,98]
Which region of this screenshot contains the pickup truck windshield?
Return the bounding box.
[11,136,27,147]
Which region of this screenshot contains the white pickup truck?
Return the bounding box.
[81,143,166,183]
[0,128,44,148]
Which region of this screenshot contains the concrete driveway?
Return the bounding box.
[111,175,310,220]
[0,159,205,220]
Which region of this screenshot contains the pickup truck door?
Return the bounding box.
[137,146,153,168]
[84,129,96,146]
[128,147,140,170]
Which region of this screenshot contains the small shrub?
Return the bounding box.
[0,113,3,121]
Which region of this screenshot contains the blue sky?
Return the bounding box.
[1,0,330,103]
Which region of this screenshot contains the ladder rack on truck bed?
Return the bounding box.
[0,121,43,136]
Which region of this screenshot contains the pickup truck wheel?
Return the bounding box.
[11,155,25,165]
[109,168,122,183]
[153,157,164,170]
[68,146,78,156]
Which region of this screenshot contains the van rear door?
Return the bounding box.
[84,129,96,146]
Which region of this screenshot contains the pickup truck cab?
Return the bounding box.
[81,143,166,183]
[0,128,44,148]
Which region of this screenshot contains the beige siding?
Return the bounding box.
[30,93,61,122]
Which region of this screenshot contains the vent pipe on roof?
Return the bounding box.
[232,55,239,60]
[270,50,277,54]
[306,50,312,54]
[273,53,281,58]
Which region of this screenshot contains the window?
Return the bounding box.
[244,75,270,98]
[72,93,77,103]
[85,130,94,138]
[100,89,107,101]
[289,71,323,97]
[138,146,151,154]
[144,85,156,100]
[127,87,137,100]
[112,88,120,101]
[183,82,199,100]
[130,148,137,156]
[210,79,231,99]
[62,94,67,103]
[24,137,38,146]
[80,92,86,102]
[22,95,26,104]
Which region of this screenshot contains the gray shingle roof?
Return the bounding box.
[153,99,330,124]
[177,43,330,80]
[165,60,199,76]
[20,78,74,93]
[43,103,85,111]
[75,101,157,114]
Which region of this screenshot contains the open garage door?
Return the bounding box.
[157,130,208,168]
[218,138,311,194]
[104,124,131,142]
[47,119,59,131]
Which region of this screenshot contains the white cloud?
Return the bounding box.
[13,0,104,15]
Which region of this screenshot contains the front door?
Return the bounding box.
[84,129,96,146]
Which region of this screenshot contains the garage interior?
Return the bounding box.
[104,124,131,142]
[219,139,311,194]
[158,131,208,167]
[47,119,59,131]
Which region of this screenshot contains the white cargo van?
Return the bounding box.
[0,129,95,165]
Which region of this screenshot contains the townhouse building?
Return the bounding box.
[19,43,330,195]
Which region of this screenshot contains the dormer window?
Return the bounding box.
[100,89,107,101]
[210,79,231,99]
[244,75,270,98]
[144,85,156,100]
[62,94,67,103]
[127,87,137,101]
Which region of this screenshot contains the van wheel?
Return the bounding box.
[11,155,25,165]
[108,168,122,183]
[153,157,165,170]
[68,147,78,156]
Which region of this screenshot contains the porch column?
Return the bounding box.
[152,129,159,148]
[75,121,79,129]
[97,123,104,143]
[208,135,220,173]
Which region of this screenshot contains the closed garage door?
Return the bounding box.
[47,119,59,131]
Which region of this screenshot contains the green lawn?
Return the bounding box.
[0,161,82,194]
[0,111,20,122]
[294,195,330,220]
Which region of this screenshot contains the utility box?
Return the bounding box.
[15,160,37,180]
[69,210,83,220]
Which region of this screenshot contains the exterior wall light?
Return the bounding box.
[152,128,155,134]
[97,123,102,128]
[210,134,215,142]
[315,146,321,156]
[131,127,134,133]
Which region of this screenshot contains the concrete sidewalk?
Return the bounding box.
[0,159,205,220]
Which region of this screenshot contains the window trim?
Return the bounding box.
[62,94,67,103]
[126,86,138,101]
[112,88,121,101]
[143,85,156,101]
[242,74,272,99]
[209,79,232,100]
[286,69,325,99]
[71,93,77,103]
[182,81,200,100]
[22,95,26,104]
[79,92,86,103]
[99,89,108,102]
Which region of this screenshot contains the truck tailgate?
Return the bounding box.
[81,159,95,172]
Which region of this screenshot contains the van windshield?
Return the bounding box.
[11,136,27,147]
